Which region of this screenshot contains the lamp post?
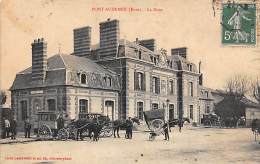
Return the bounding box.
[166,99,170,133]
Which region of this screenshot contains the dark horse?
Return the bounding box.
[112,117,140,138]
[73,118,103,141]
[168,117,190,132]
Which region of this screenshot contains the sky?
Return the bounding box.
[0,0,259,90]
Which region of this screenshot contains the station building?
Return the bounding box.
[10,19,206,129]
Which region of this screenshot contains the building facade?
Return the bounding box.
[11,19,206,129]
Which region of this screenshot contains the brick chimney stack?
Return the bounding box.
[99,19,120,60]
[139,39,156,51]
[73,26,92,57]
[171,47,187,59]
[31,38,47,84]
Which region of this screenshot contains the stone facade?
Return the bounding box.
[11,19,209,130]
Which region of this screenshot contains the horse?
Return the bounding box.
[168,117,190,132]
[111,117,140,138]
[74,118,103,141]
[252,119,260,142]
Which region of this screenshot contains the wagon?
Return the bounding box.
[143,109,166,141]
[36,112,58,139]
[202,113,221,127]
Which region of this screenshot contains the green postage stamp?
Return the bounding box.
[222,3,256,45]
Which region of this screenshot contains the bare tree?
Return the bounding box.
[0,90,7,105]
[225,74,248,97]
[251,77,260,103]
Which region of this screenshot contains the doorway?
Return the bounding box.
[104,101,114,121]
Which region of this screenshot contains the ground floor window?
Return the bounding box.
[206,106,210,113]
[20,100,27,120]
[47,99,56,111]
[152,103,159,110]
[189,105,194,120]
[169,104,174,120]
[137,102,144,120]
[79,99,88,113]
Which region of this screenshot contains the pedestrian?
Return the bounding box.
[125,117,133,139]
[10,118,17,140]
[163,122,170,140]
[54,114,64,137]
[24,117,32,138]
[4,117,11,139]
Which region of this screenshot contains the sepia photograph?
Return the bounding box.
[0,0,260,163]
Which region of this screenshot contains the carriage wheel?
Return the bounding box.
[104,127,113,137]
[68,126,78,140]
[57,128,69,141]
[38,124,52,139]
[149,133,155,141]
[99,129,105,138]
[150,119,164,132]
[204,120,212,127]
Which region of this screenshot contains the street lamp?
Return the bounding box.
[166,99,170,133]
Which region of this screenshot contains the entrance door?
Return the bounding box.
[105,101,114,121]
[169,104,174,120]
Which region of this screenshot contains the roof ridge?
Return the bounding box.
[58,54,68,68]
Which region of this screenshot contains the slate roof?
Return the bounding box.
[11,54,118,90]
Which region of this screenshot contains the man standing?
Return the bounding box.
[3,117,10,139]
[125,117,133,139]
[24,117,32,138]
[163,121,170,140]
[10,118,17,140]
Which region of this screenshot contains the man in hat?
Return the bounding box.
[24,117,32,138]
[10,117,17,140]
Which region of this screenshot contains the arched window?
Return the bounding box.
[81,74,86,84]
[107,77,112,87]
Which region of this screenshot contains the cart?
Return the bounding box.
[143,109,166,141]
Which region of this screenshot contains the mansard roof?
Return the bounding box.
[11,54,119,90]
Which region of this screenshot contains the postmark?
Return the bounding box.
[221,3,256,45]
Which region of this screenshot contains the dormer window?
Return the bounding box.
[187,64,192,71]
[138,51,142,59]
[107,77,112,87]
[104,76,112,87]
[81,74,86,84]
[150,56,153,62]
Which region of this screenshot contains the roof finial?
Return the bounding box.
[58,43,61,54]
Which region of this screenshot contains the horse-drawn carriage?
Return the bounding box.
[201,113,220,127]
[143,109,190,141]
[143,109,166,141]
[36,112,113,140]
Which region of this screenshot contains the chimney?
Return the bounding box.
[99,19,120,59]
[139,39,156,51]
[31,38,47,83]
[73,26,91,57]
[171,47,187,59]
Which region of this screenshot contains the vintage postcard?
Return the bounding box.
[0,0,260,164]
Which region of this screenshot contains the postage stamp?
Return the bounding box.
[221,3,256,45]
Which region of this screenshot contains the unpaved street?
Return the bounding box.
[0,127,259,164]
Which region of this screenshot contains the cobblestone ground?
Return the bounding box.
[0,127,259,164]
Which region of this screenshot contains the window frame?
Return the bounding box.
[137,102,144,120]
[79,99,88,113]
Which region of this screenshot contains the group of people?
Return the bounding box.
[2,117,32,140]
